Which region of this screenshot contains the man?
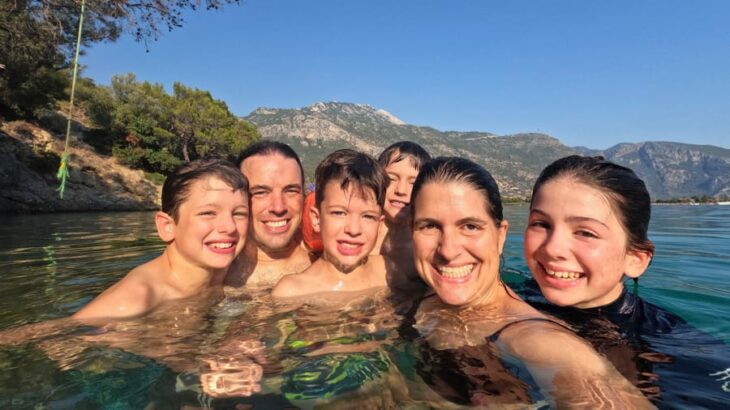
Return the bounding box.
[225,141,314,289]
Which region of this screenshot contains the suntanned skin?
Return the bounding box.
[412,180,652,408]
[373,154,422,289]
[74,177,249,320]
[225,153,313,290]
[272,181,388,299]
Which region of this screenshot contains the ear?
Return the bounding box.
[497,220,509,254]
[155,211,176,242]
[310,206,321,233]
[623,249,652,279]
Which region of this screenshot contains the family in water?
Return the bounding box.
[3,140,729,407]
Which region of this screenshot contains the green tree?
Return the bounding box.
[169,83,258,162]
[0,1,240,119]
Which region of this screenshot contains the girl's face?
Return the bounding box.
[523,177,650,308]
[412,181,508,307]
[383,156,419,225]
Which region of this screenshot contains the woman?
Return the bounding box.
[410,157,651,407]
[521,155,730,406]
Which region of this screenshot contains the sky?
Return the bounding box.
[83,0,730,149]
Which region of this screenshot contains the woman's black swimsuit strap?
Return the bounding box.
[488,317,573,343]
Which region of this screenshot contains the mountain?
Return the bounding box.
[244,102,730,199]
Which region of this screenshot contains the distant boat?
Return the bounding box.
[717,201,730,206]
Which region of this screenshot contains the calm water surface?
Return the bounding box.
[0,205,728,408]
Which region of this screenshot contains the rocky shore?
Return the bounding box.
[0,121,160,213]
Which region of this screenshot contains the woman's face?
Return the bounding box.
[412,181,508,306]
[524,177,650,308]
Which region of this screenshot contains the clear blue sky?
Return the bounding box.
[83,0,730,149]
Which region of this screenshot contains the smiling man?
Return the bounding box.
[225,141,314,289]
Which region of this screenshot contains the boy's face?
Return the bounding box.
[169,176,249,271]
[383,156,419,225]
[240,153,304,254]
[311,180,383,273]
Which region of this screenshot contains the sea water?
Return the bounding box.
[0,205,728,408]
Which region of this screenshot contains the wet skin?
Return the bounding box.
[524,177,651,308]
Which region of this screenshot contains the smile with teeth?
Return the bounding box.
[339,242,361,249]
[210,242,234,249]
[437,264,474,278]
[545,268,582,280]
[389,200,408,208]
[264,220,288,228]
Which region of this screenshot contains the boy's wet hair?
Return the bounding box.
[235,141,305,186]
[377,141,431,170]
[531,155,654,255]
[162,159,248,221]
[412,157,504,226]
[314,149,388,208]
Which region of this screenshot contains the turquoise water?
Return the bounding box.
[0,204,728,408]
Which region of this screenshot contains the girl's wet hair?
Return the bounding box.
[162,159,248,221]
[411,157,503,225]
[531,155,654,255]
[377,141,431,170]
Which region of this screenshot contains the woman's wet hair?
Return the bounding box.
[314,149,388,208]
[531,155,654,255]
[411,157,503,225]
[378,141,431,170]
[162,159,248,221]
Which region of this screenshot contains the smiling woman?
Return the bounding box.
[409,157,652,408]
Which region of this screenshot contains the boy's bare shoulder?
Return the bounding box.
[72,258,161,321]
[271,265,325,298]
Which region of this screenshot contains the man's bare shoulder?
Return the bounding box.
[72,258,161,321]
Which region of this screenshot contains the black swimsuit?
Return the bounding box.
[515,278,730,408]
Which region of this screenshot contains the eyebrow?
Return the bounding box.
[530,208,609,228]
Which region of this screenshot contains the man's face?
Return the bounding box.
[241,153,304,254]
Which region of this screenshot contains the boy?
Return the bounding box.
[73,159,250,320]
[271,149,389,298]
[373,142,430,289]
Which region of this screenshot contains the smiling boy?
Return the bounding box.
[73,159,249,320]
[271,149,389,298]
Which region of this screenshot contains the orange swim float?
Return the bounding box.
[301,191,323,253]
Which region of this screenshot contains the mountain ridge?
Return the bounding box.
[244,102,730,199]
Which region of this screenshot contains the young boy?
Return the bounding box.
[373,141,431,289]
[73,159,250,320]
[271,149,389,298]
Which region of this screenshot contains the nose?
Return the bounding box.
[217,215,237,234]
[343,214,362,236]
[436,228,461,261]
[394,179,409,196]
[269,192,287,216]
[541,229,567,260]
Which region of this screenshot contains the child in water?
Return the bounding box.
[74,158,250,320]
[521,155,730,406]
[373,141,431,289]
[272,149,390,298]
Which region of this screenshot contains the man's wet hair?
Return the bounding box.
[314,149,388,209]
[236,141,305,186]
[377,141,431,171]
[531,155,654,255]
[162,159,248,221]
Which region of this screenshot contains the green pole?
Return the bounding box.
[57,0,86,198]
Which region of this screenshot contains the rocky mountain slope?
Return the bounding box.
[246,102,730,199]
[1,121,160,213]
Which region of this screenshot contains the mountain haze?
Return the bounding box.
[245,102,730,199]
